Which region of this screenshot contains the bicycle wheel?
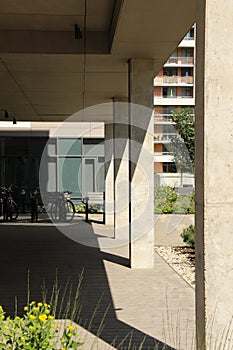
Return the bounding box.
[10,201,18,221]
[50,202,59,222]
[64,200,75,222]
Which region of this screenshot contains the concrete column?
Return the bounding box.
[104,123,114,226]
[196,1,233,348]
[128,59,154,268]
[113,100,129,240]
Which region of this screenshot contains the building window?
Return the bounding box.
[181,67,193,77]
[163,87,177,98]
[163,106,177,117]
[183,27,194,40]
[181,48,193,58]
[163,67,178,76]
[163,162,177,173]
[181,87,193,98]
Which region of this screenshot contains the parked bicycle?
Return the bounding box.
[0,186,19,221]
[50,191,75,222]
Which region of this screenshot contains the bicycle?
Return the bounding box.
[0,186,19,221]
[50,191,75,222]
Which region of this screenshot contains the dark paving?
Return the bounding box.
[0,222,175,350]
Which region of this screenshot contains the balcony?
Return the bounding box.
[164,56,194,65]
[154,96,195,106]
[154,133,177,143]
[154,152,174,162]
[154,75,194,85]
[154,114,173,123]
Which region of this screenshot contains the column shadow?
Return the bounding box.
[0,223,174,350]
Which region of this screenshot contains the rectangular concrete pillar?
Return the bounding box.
[113,100,130,240]
[128,59,154,268]
[104,123,114,226]
[196,1,233,348]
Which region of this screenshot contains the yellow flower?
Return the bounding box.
[48,315,54,320]
[57,324,61,329]
[51,323,55,329]
[29,315,35,321]
[39,314,47,323]
[24,306,28,311]
[0,315,5,320]
[30,301,35,306]
[37,302,43,307]
[67,325,73,331]
[33,307,38,312]
[45,309,50,314]
[29,325,34,330]
[0,305,3,313]
[62,348,66,350]
[67,333,72,337]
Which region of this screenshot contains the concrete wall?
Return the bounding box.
[195,0,233,348]
[154,173,194,188]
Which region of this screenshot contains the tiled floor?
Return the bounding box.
[0,217,195,349]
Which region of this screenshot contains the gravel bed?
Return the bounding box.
[155,246,195,288]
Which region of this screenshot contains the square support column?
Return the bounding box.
[104,123,114,226]
[196,1,233,347]
[113,100,130,240]
[128,59,154,268]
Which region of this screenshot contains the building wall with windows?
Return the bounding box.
[0,122,104,204]
[153,26,195,174]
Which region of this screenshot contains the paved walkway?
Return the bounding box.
[0,216,195,350]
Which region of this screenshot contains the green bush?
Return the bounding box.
[181,224,195,249]
[154,186,195,214]
[0,302,83,350]
[75,204,101,214]
[75,204,86,213]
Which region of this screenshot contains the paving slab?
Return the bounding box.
[0,218,195,349]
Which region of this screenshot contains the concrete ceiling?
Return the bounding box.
[0,0,196,122]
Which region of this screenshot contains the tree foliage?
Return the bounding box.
[166,108,195,172]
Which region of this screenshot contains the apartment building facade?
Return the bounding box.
[153,26,195,175]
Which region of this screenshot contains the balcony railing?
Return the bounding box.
[154,151,174,156]
[155,95,193,99]
[154,133,177,142]
[184,36,194,40]
[154,114,173,122]
[154,76,194,85]
[165,57,194,65]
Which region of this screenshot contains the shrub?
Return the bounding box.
[181,224,195,249]
[0,302,83,350]
[75,204,86,213]
[154,186,195,214]
[154,186,177,214]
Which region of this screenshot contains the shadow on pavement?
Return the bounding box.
[0,222,174,350]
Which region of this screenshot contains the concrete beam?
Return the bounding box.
[0,30,109,54]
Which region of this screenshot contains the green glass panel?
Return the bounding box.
[58,157,82,197]
[58,138,81,156]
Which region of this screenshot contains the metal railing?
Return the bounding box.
[154,151,174,156]
[165,57,194,65]
[154,133,177,142]
[154,76,194,85]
